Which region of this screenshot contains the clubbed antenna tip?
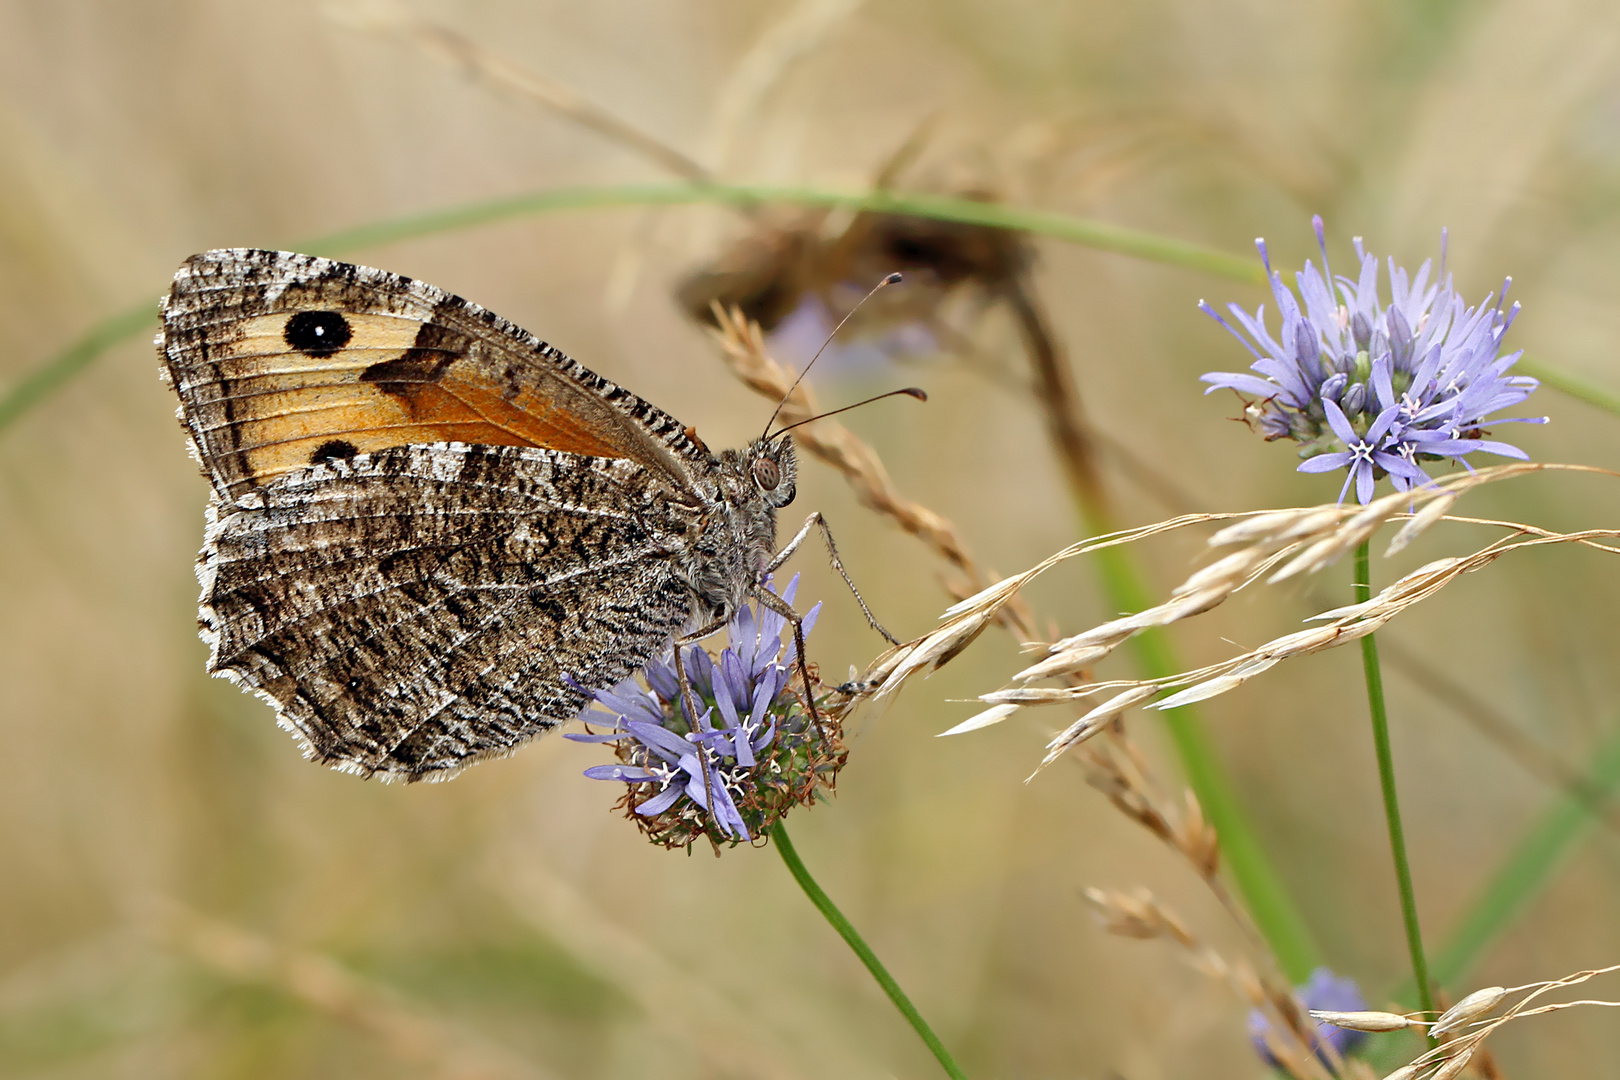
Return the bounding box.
[762,271,909,439]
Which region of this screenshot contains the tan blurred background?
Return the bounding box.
[4,1,1620,1076]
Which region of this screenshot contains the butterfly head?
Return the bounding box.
[747,435,797,509]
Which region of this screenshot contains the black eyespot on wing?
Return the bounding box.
[284,311,353,357]
[309,439,359,464]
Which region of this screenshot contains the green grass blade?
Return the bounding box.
[1515,354,1620,418]
[1430,729,1620,990]
[0,302,157,433]
[10,183,1617,439]
[0,182,1261,439]
[300,183,1266,281]
[13,182,1616,438]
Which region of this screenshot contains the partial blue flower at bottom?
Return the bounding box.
[1201,217,1545,504]
[566,575,839,849]
[1248,967,1369,1068]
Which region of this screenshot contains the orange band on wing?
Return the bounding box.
[399,376,627,458]
[200,312,635,488]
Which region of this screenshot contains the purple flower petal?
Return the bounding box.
[1201,372,1290,400]
[1352,461,1374,503]
[636,784,684,816]
[1298,452,1351,474]
[583,764,657,782]
[626,720,691,761]
[642,658,679,703]
[1321,398,1358,445]
[782,602,821,665]
[1198,300,1265,361]
[682,764,709,809]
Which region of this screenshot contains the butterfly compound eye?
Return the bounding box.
[751,455,781,491]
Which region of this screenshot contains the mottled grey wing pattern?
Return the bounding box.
[198,442,701,781]
[160,249,712,505]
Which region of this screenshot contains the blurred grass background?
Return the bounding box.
[4,0,1620,1076]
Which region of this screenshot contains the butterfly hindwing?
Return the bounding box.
[161,249,709,504]
[199,443,700,780]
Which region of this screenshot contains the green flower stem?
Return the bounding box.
[771,822,967,1080]
[1031,279,1318,979]
[987,265,1314,971]
[1091,538,1321,981]
[1356,541,1436,1027]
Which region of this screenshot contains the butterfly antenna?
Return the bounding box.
[770,387,927,440]
[761,272,904,439]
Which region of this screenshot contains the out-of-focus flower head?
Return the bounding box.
[566,575,843,850]
[1201,217,1545,503]
[769,292,939,379]
[1248,967,1370,1069]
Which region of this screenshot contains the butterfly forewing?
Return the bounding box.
[162,249,709,504]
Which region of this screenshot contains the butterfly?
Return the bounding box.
[158,249,846,783]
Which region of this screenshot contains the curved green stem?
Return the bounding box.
[771,822,967,1080]
[1356,541,1436,1028]
[1,182,1259,441]
[299,183,1266,281]
[0,302,155,434]
[1515,355,1620,417]
[13,181,1620,440]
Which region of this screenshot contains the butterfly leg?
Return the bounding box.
[748,585,831,740]
[668,636,726,835]
[674,617,729,648]
[765,512,899,646]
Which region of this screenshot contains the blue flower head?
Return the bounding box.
[1248,967,1369,1069]
[1201,217,1545,503]
[770,292,940,378]
[565,575,841,850]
